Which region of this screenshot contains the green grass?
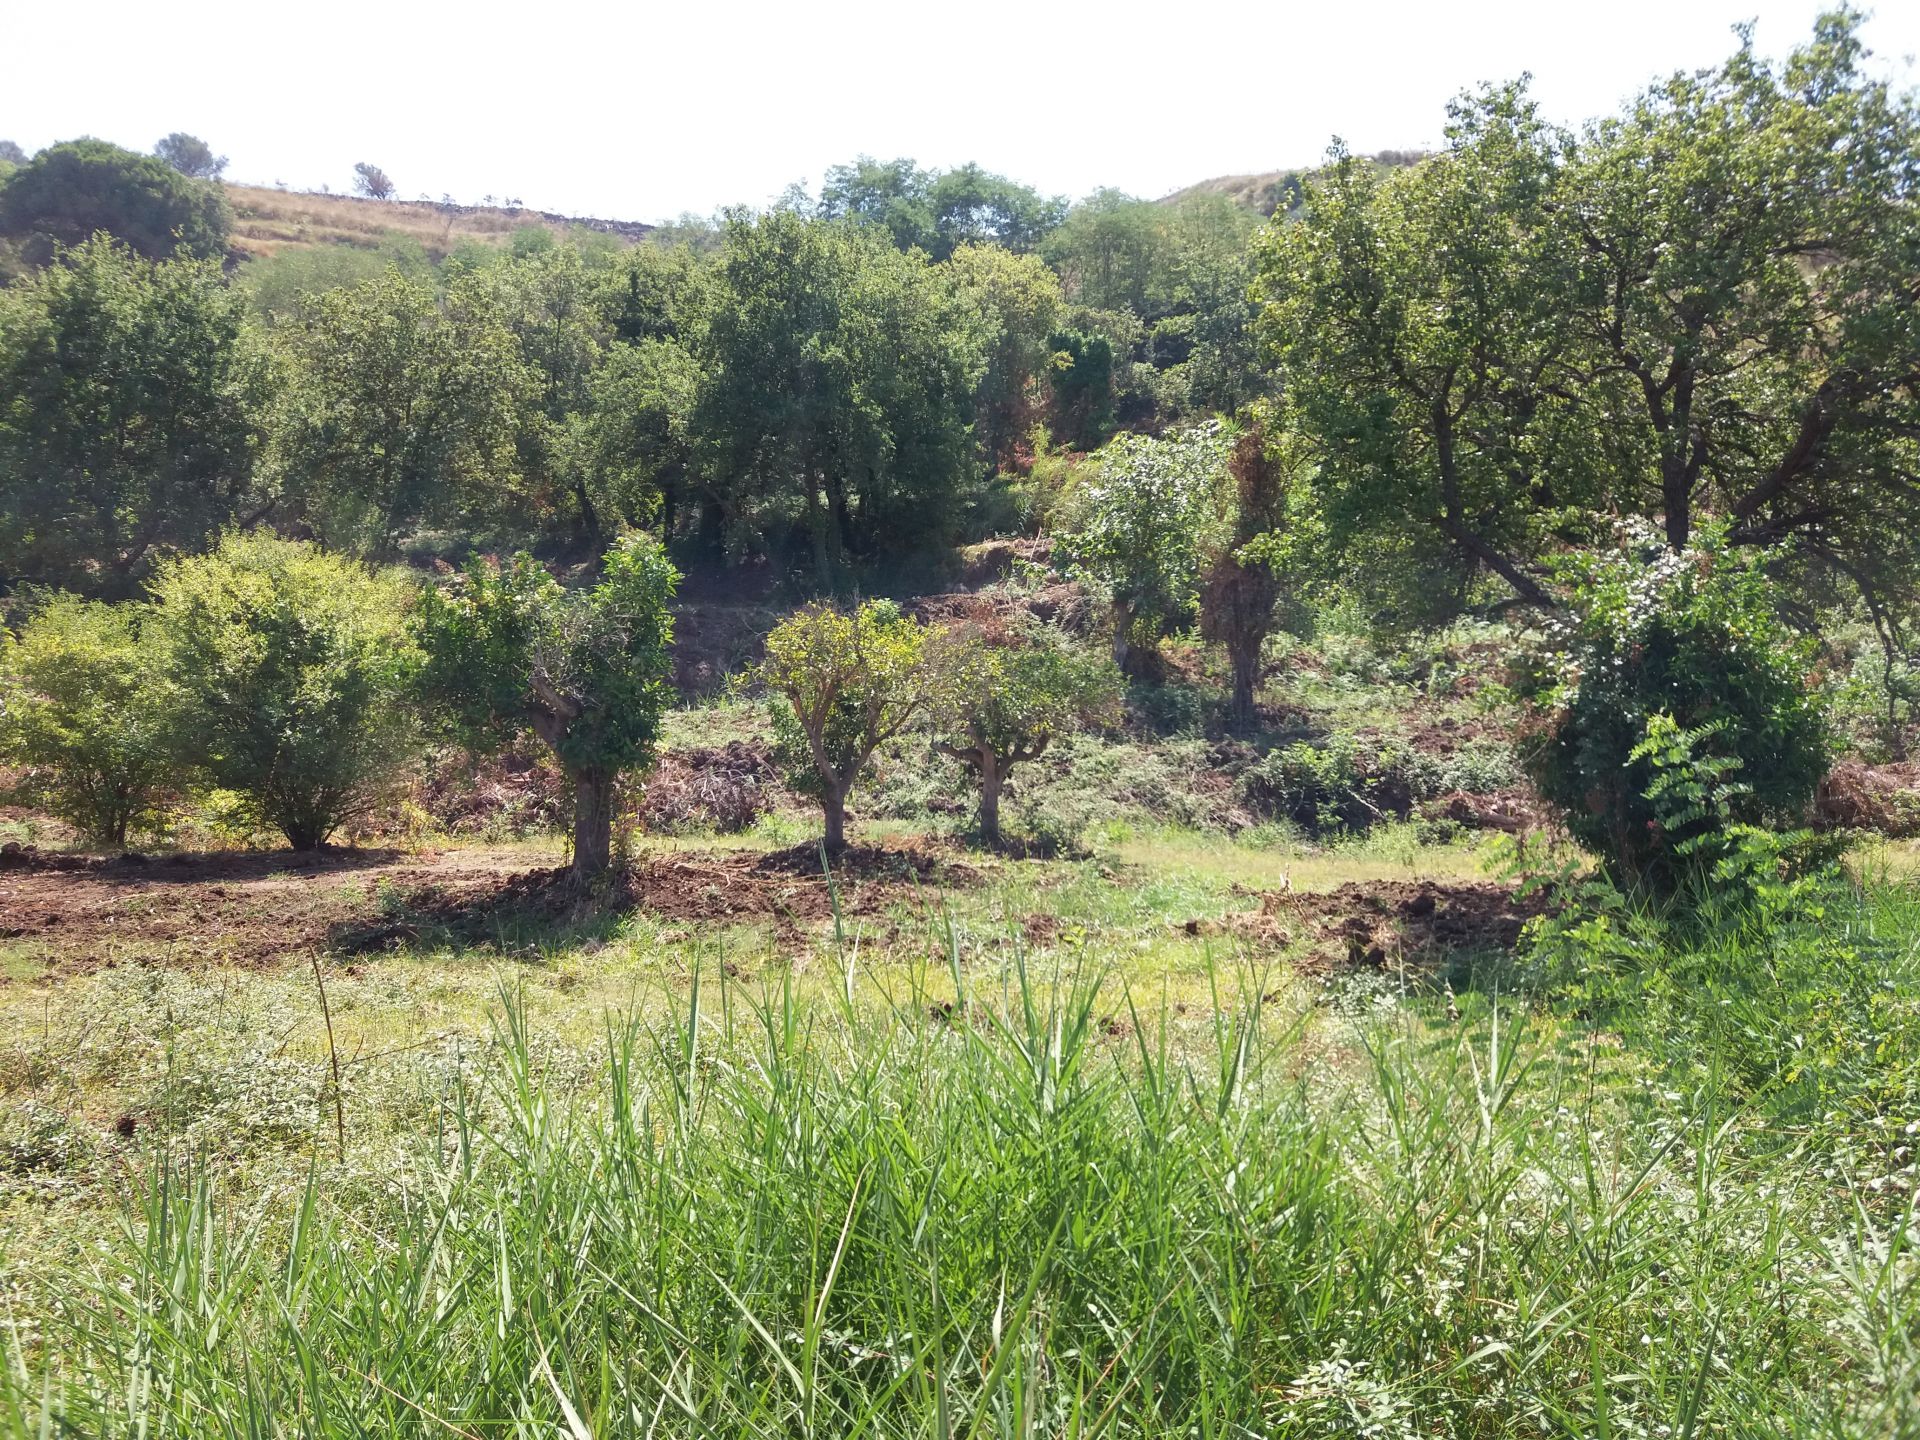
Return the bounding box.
[0,860,1916,1435]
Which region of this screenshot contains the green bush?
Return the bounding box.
[0,593,171,848]
[1524,529,1828,893]
[149,533,420,850]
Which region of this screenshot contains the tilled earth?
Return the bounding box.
[0,840,982,973]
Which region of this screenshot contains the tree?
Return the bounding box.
[559,338,698,541]
[0,138,231,264]
[154,133,227,181]
[1256,14,1920,626]
[150,533,420,851]
[944,244,1063,474]
[1057,422,1232,673]
[0,142,26,167]
[694,213,982,578]
[0,235,271,593]
[818,157,1065,260]
[1199,423,1315,727]
[0,593,172,848]
[352,163,396,200]
[414,535,679,883]
[269,265,528,556]
[1253,96,1575,622]
[931,622,1120,847]
[758,601,936,852]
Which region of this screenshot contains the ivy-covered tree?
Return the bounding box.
[1199,423,1316,728]
[0,593,173,848]
[0,235,270,593]
[1057,422,1232,673]
[0,139,231,265]
[757,601,935,853]
[150,533,421,851]
[932,623,1120,847]
[414,534,679,882]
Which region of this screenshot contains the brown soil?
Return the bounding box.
[1816,760,1920,837]
[1223,880,1552,971]
[0,839,981,974]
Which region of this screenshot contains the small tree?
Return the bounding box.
[0,593,172,848]
[414,534,679,883]
[758,601,934,853]
[150,533,420,851]
[154,133,227,180]
[1057,421,1230,674]
[352,163,396,200]
[932,623,1120,847]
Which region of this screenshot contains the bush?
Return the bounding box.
[0,593,171,847]
[1523,529,1828,893]
[150,533,420,851]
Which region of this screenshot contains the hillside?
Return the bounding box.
[223,183,654,261]
[1161,150,1429,218]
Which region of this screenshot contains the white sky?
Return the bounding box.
[7,1,1917,224]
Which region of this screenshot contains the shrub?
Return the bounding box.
[149,533,420,851]
[414,535,679,882]
[0,593,171,847]
[1523,528,1828,894]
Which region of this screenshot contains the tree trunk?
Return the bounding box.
[978,749,1003,848]
[1110,599,1134,672]
[1229,637,1259,731]
[572,768,615,883]
[822,785,849,855]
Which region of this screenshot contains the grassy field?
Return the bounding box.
[0,805,1915,1435]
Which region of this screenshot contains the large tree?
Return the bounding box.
[153,133,227,181]
[693,212,983,579]
[1255,13,1920,625]
[0,139,230,265]
[0,236,270,592]
[269,265,528,556]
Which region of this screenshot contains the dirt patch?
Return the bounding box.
[1226,880,1551,971]
[1421,788,1552,835]
[1816,761,1920,837]
[334,841,983,953]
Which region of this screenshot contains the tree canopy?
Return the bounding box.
[0,139,231,265]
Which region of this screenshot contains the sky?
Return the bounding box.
[7,0,1918,224]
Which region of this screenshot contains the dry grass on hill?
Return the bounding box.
[223,183,652,260]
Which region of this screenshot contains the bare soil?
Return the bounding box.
[1221,879,1552,970]
[0,839,982,973]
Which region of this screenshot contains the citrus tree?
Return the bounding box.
[757,601,935,853]
[932,622,1120,847]
[149,533,420,851]
[0,592,172,848]
[414,534,678,882]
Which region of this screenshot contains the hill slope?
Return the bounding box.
[1161,151,1430,218]
[223,184,654,261]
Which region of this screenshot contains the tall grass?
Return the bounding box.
[3,931,1916,1435]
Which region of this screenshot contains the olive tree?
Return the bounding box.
[931,623,1120,847]
[150,533,420,850]
[414,534,679,882]
[757,601,936,853]
[0,593,172,848]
